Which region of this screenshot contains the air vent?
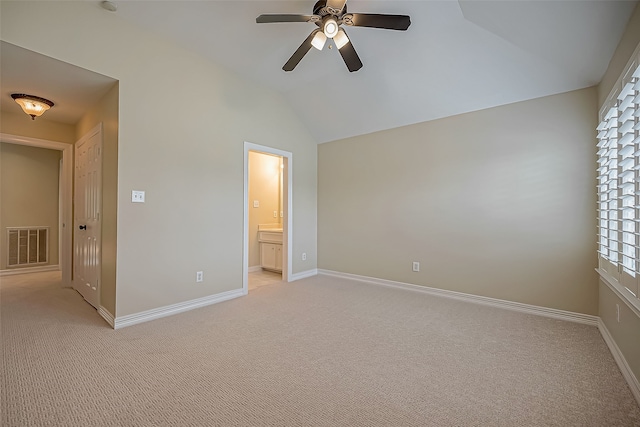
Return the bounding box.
[7,227,48,267]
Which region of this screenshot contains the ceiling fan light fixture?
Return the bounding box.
[334,29,349,49]
[323,17,339,38]
[311,31,327,50]
[11,94,54,120]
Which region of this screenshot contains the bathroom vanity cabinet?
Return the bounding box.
[258,228,282,272]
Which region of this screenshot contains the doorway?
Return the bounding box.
[243,142,292,294]
[0,133,73,286]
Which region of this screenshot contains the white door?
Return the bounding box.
[73,125,102,309]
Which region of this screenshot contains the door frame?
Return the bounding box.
[243,141,292,293]
[0,133,73,286]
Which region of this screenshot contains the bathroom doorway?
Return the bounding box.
[243,142,292,293]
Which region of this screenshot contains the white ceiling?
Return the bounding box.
[1,1,637,142]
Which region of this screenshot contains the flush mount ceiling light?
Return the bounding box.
[11,94,54,120]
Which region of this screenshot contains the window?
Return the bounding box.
[597,55,640,302]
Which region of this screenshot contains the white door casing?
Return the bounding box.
[73,124,102,309]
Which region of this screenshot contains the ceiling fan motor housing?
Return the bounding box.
[313,0,346,17]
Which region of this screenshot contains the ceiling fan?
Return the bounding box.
[256,0,411,72]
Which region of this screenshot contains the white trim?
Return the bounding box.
[0,133,73,288]
[598,318,640,405]
[290,269,317,281]
[58,157,63,278]
[98,306,115,328]
[0,264,60,277]
[248,265,262,273]
[113,288,244,329]
[243,142,293,295]
[318,270,599,326]
[597,268,640,319]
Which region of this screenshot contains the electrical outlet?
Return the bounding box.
[273,211,277,218]
[412,261,420,272]
[616,303,620,323]
[196,271,203,283]
[302,252,307,261]
[253,200,259,208]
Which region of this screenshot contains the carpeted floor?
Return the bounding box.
[1,271,639,426]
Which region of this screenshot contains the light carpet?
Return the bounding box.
[1,271,639,426]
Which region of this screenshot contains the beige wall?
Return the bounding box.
[248,151,282,268]
[0,1,318,317]
[1,111,76,144]
[598,3,640,106]
[76,83,118,316]
[319,88,598,315]
[597,2,640,391]
[599,282,640,382]
[0,143,61,269]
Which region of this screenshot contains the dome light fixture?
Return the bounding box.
[11,94,54,120]
[323,16,339,39]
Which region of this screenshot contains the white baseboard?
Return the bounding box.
[598,319,640,405]
[113,288,244,329]
[98,306,115,328]
[0,265,60,277]
[248,265,262,273]
[290,269,317,282]
[318,269,598,326]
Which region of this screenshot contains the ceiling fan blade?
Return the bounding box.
[343,13,411,31]
[337,29,362,72]
[326,0,347,15]
[283,30,319,72]
[256,14,317,23]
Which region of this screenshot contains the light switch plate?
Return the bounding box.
[253,200,259,208]
[132,190,145,203]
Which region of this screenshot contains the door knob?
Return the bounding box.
[79,225,87,230]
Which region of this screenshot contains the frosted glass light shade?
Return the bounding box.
[334,29,349,49]
[11,94,54,120]
[312,31,327,50]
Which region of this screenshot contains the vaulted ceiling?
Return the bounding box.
[1,1,637,143]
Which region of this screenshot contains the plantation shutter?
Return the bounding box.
[597,104,619,276]
[597,61,640,298]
